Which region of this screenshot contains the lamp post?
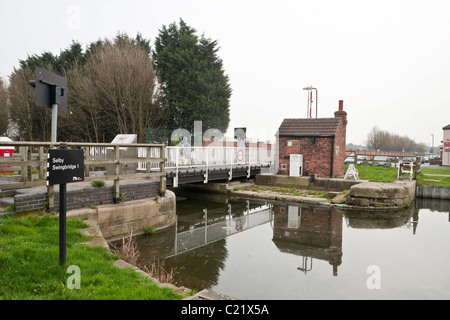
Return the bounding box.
[303,86,318,118]
[431,133,434,159]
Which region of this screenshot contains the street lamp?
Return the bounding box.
[303,86,318,118]
[431,133,434,159]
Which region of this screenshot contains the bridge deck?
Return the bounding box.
[165,163,270,187]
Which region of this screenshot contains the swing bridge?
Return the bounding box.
[155,145,273,187]
[0,141,274,195]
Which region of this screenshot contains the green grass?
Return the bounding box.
[416,167,450,188]
[240,185,329,198]
[0,214,184,300]
[347,164,450,188]
[347,165,398,183]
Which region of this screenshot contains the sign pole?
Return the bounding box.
[59,182,67,265]
[51,103,58,143]
[58,144,67,266]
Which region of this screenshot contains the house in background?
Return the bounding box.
[276,100,348,178]
[443,124,450,167]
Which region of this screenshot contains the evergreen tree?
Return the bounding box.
[153,19,231,133]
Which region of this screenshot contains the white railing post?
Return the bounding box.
[174,148,179,187]
[247,147,251,178]
[204,147,209,184]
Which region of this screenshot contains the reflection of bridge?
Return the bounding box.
[167,199,273,258]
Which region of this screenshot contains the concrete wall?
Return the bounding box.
[416,186,450,200]
[256,174,416,208]
[256,174,362,191]
[97,190,176,240]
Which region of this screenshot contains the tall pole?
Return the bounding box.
[303,86,318,118]
[431,134,434,159]
[58,144,66,266]
[51,103,58,143]
[306,89,310,117]
[314,88,318,118]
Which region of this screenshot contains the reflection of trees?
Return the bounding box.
[134,193,266,292]
[163,239,228,291]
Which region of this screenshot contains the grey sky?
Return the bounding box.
[1,0,449,147]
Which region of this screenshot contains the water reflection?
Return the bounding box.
[131,192,450,298]
[272,204,343,277]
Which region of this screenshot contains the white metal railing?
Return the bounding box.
[138,146,273,171]
[165,146,272,168]
[137,146,161,170]
[136,146,273,187]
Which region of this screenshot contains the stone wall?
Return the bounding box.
[347,180,416,207]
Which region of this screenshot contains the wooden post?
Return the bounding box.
[20,146,28,182]
[39,146,45,180]
[27,146,32,182]
[159,145,166,196]
[114,145,120,203]
[84,146,90,177]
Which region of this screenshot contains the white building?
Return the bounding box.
[443,124,450,167]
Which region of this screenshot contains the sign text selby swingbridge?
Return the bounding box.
[47,149,84,186]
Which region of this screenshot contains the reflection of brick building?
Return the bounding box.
[272,204,342,276]
[277,100,347,177]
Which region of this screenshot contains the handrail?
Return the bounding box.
[0,141,166,211]
[163,146,273,187]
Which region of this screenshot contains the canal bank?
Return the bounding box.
[182,174,417,210]
[64,190,235,300]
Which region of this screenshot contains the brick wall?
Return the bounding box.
[14,180,160,213]
[332,121,346,177]
[278,122,346,178]
[278,136,334,177]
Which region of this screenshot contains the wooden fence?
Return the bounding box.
[0,141,166,211]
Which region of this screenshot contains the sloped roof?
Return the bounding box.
[443,124,450,130]
[278,118,341,137]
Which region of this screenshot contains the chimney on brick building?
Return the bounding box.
[334,100,347,127]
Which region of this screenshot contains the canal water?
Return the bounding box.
[132,190,450,300]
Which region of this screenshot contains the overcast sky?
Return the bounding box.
[1,0,449,147]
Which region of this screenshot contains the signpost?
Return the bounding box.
[47,146,84,265]
[29,68,73,265]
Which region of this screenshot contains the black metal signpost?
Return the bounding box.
[47,147,84,265]
[29,67,76,265]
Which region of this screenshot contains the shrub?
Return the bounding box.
[144,226,156,236]
[92,180,105,188]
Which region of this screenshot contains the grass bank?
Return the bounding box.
[346,164,450,187]
[0,214,184,300]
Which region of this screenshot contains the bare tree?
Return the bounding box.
[366,126,427,152]
[65,41,166,143]
[8,68,52,141]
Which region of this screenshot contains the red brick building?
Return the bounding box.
[276,100,348,177]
